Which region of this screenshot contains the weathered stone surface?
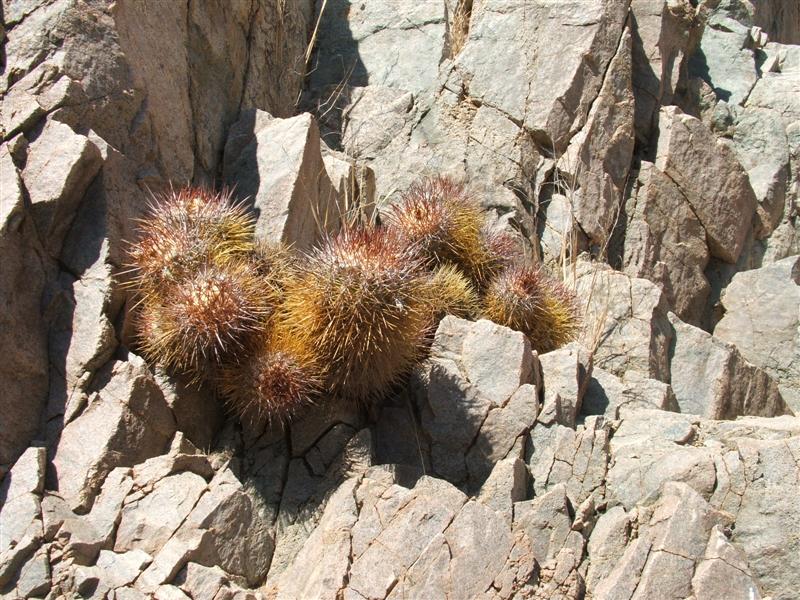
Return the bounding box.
[528,417,610,506]
[539,343,592,427]
[154,372,223,452]
[50,356,176,511]
[476,457,528,522]
[0,146,49,467]
[309,1,447,96]
[623,161,710,324]
[114,471,207,555]
[417,317,537,487]
[715,255,800,411]
[57,467,133,562]
[223,110,339,250]
[630,0,700,144]
[0,447,45,567]
[592,482,734,600]
[582,367,679,418]
[654,106,757,263]
[560,25,635,245]
[513,483,582,567]
[732,107,790,237]
[669,312,789,419]
[572,259,673,381]
[21,119,102,256]
[606,409,716,510]
[455,0,630,153]
[690,12,758,106]
[15,546,50,598]
[273,477,360,600]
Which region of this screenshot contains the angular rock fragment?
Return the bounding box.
[715,255,800,411]
[223,110,339,250]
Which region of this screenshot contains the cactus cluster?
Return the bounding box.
[126,178,581,423]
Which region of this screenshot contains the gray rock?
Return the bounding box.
[691,526,762,600]
[180,467,273,586]
[513,484,581,566]
[274,477,360,600]
[21,119,102,256]
[96,549,153,588]
[0,446,46,503]
[50,356,176,511]
[455,0,630,152]
[571,259,673,381]
[623,161,711,324]
[154,372,223,456]
[419,317,537,487]
[0,146,49,467]
[582,367,680,418]
[630,0,700,144]
[732,107,790,237]
[223,110,339,251]
[114,471,207,555]
[584,506,631,591]
[539,343,593,427]
[309,1,447,96]
[15,546,50,598]
[0,448,45,561]
[476,457,528,522]
[691,14,757,106]
[528,417,610,506]
[539,193,589,268]
[136,529,210,594]
[654,106,757,263]
[669,312,789,418]
[58,467,133,562]
[593,482,734,600]
[606,410,717,510]
[561,25,635,245]
[715,255,800,411]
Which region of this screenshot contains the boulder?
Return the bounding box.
[455,0,630,153]
[416,317,538,489]
[223,110,339,250]
[571,259,673,381]
[654,106,757,264]
[50,356,176,511]
[0,147,49,466]
[308,1,448,96]
[715,255,800,411]
[623,161,710,324]
[21,119,102,257]
[669,312,789,419]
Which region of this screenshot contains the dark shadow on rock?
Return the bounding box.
[688,46,731,103]
[300,0,368,151]
[221,108,261,224]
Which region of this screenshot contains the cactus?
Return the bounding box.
[217,328,322,423]
[482,265,581,353]
[136,261,269,375]
[422,263,480,322]
[386,176,501,283]
[126,186,255,302]
[278,226,433,401]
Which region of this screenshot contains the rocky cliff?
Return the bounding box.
[1,0,799,598]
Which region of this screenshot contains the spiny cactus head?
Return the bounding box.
[126,186,255,300]
[423,263,480,322]
[386,176,487,277]
[136,260,269,375]
[217,331,322,424]
[280,226,432,401]
[482,264,580,353]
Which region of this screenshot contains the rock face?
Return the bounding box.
[715,256,800,411]
[2,0,800,598]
